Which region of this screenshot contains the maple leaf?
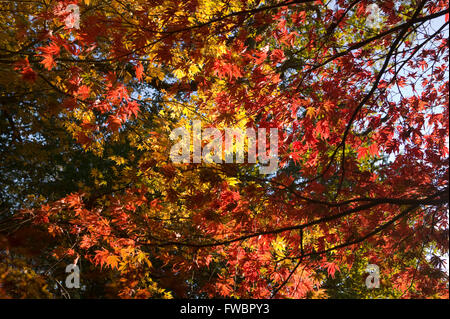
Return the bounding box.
[270,49,285,64]
[306,107,316,118]
[37,42,60,70]
[357,147,368,159]
[368,143,378,157]
[253,49,268,65]
[323,262,340,279]
[94,249,110,269]
[76,85,90,100]
[135,62,144,81]
[40,54,55,70]
[127,100,140,118]
[106,255,120,269]
[216,282,232,297]
[107,115,122,132]
[38,42,60,56]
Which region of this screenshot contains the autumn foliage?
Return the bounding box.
[0,0,449,299]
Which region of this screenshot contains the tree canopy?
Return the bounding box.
[0,0,448,299]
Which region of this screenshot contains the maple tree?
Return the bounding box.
[0,0,449,298]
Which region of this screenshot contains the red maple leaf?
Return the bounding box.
[135,62,144,81]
